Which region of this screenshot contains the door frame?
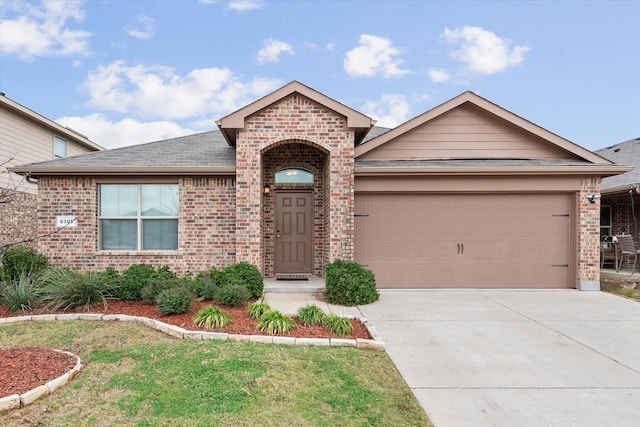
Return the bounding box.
[274,189,314,276]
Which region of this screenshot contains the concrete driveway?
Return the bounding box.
[359,290,640,427]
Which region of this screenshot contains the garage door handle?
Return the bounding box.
[457,243,464,255]
[457,243,461,255]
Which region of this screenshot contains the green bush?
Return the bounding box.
[193,306,233,329]
[155,286,193,315]
[1,245,48,280]
[0,272,42,312]
[140,277,184,302]
[247,302,271,319]
[297,304,326,326]
[324,260,379,306]
[40,269,116,312]
[114,264,177,301]
[325,314,353,336]
[214,284,251,307]
[221,262,264,298]
[257,310,296,335]
[192,268,225,300]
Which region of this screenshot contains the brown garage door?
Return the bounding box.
[354,193,573,288]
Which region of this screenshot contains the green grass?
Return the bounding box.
[602,285,640,302]
[0,321,432,427]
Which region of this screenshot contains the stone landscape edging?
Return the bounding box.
[0,349,82,413]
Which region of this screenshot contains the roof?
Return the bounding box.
[10,131,235,177]
[355,91,613,165]
[595,137,640,194]
[216,80,375,146]
[0,93,104,152]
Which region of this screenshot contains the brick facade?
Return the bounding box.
[235,94,355,276]
[35,176,236,275]
[0,191,37,251]
[577,176,602,289]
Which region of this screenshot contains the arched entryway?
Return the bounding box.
[261,141,329,278]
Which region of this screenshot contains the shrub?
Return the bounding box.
[114,264,177,301]
[247,302,271,319]
[140,277,184,302]
[324,260,379,306]
[0,272,42,312]
[1,245,48,280]
[40,269,116,311]
[214,284,251,307]
[325,314,353,336]
[222,262,264,298]
[297,304,326,326]
[257,310,296,335]
[192,268,225,300]
[155,286,193,315]
[193,306,233,329]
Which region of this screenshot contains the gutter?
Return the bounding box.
[8,166,237,178]
[355,165,634,177]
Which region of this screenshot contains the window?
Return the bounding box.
[99,184,178,250]
[600,205,612,239]
[54,136,67,159]
[275,168,314,184]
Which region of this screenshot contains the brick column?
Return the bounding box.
[577,176,601,290]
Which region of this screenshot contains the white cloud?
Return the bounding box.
[82,61,283,120]
[362,94,412,128]
[442,26,529,75]
[344,34,409,78]
[228,0,262,11]
[57,114,199,149]
[0,0,92,59]
[125,15,155,40]
[427,68,451,83]
[257,39,294,64]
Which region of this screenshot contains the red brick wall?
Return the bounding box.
[577,176,602,287]
[0,191,37,251]
[35,176,236,275]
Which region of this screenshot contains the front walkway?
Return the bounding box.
[359,289,640,427]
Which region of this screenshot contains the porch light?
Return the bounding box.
[263,183,271,195]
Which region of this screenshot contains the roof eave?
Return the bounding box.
[355,165,633,177]
[9,166,237,178]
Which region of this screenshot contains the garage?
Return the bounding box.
[354,192,574,289]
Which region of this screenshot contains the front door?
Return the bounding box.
[275,191,313,275]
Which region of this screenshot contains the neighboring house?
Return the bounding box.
[595,138,640,240]
[10,82,631,290]
[0,93,103,249]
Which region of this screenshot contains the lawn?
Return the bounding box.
[0,321,432,427]
[602,284,640,302]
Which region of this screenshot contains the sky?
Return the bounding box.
[0,0,639,151]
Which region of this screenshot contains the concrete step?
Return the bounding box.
[264,277,325,293]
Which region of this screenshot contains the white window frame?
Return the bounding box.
[54,136,67,159]
[98,184,179,251]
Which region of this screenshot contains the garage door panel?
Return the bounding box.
[355,193,572,289]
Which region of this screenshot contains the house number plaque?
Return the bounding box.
[56,216,78,228]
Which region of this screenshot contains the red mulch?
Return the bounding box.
[0,299,371,400]
[0,347,77,397]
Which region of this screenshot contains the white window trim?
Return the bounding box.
[54,135,67,159]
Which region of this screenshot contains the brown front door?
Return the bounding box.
[275,191,313,275]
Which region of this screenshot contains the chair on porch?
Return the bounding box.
[615,235,639,272]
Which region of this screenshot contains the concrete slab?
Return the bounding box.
[262,292,328,316]
[359,290,640,427]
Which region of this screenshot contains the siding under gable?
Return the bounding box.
[358,104,573,161]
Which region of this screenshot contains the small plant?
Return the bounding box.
[192,268,224,300]
[155,286,193,315]
[193,306,233,329]
[214,284,251,307]
[1,245,49,280]
[325,314,353,336]
[40,269,116,311]
[297,304,326,326]
[0,272,42,312]
[257,310,296,335]
[247,302,271,319]
[325,259,380,306]
[222,262,264,298]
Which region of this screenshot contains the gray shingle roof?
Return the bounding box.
[14,130,235,170]
[595,137,640,193]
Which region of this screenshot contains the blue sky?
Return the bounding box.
[1,0,638,151]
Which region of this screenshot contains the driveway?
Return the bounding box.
[359,290,640,427]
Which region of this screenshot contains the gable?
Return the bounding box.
[357,103,580,161]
